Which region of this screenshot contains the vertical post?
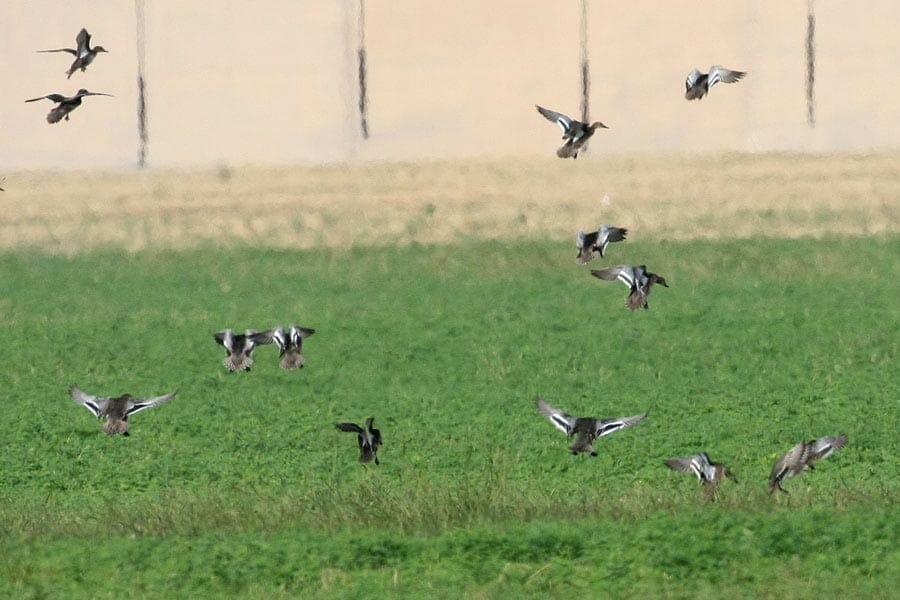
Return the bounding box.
[357,0,370,140]
[135,0,149,167]
[805,0,816,128]
[579,0,590,123]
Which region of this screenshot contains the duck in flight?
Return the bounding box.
[684,66,746,100]
[254,324,316,370]
[536,397,647,456]
[213,328,266,372]
[25,89,112,124]
[590,265,669,310]
[38,28,108,79]
[69,386,176,436]
[769,434,847,494]
[336,418,383,465]
[576,225,627,264]
[536,105,608,159]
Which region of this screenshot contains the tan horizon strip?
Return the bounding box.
[2,153,898,253]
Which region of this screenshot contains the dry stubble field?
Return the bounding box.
[3,152,898,253]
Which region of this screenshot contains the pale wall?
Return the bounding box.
[3,1,899,169]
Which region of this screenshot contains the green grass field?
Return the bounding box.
[1,235,897,599]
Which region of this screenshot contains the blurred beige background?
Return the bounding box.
[3,1,900,170]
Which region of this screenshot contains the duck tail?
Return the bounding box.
[556,145,577,159]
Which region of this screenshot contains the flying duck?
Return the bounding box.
[535,397,647,456]
[255,324,316,370]
[69,386,175,436]
[576,225,627,264]
[336,418,382,465]
[665,452,737,488]
[212,328,264,372]
[685,66,746,101]
[536,105,608,159]
[25,89,112,124]
[590,265,669,310]
[38,28,108,79]
[769,434,848,494]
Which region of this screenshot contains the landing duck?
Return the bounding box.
[69,386,175,436]
[590,264,669,310]
[536,397,647,456]
[536,105,608,159]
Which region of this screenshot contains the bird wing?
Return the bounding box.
[685,68,703,90]
[597,226,627,257]
[337,422,364,433]
[594,412,647,438]
[536,105,574,135]
[599,225,627,245]
[69,386,108,418]
[125,392,177,417]
[707,66,746,88]
[664,456,698,474]
[213,330,234,351]
[240,330,259,353]
[576,230,600,263]
[590,266,634,288]
[535,397,576,435]
[75,29,91,55]
[811,434,847,461]
[251,328,283,350]
[579,229,599,250]
[37,48,77,55]
[290,326,316,342]
[25,94,66,103]
[770,441,810,480]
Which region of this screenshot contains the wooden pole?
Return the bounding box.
[135,0,149,166]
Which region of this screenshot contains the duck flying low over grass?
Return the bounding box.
[38,28,108,79]
[336,418,382,465]
[535,105,608,159]
[25,89,112,124]
[769,434,848,494]
[665,452,737,494]
[535,397,647,456]
[213,328,265,372]
[685,66,746,100]
[591,265,669,310]
[576,225,628,264]
[69,386,176,436]
[255,324,316,370]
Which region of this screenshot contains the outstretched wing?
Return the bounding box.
[251,328,284,351]
[25,94,66,103]
[289,325,316,345]
[597,225,627,257]
[536,105,574,135]
[75,29,91,55]
[685,68,703,90]
[336,422,364,433]
[664,455,699,474]
[37,48,77,55]
[213,330,234,352]
[535,397,576,436]
[811,434,847,462]
[69,386,108,418]
[707,66,746,88]
[594,412,647,438]
[591,266,634,288]
[599,225,627,245]
[125,392,177,417]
